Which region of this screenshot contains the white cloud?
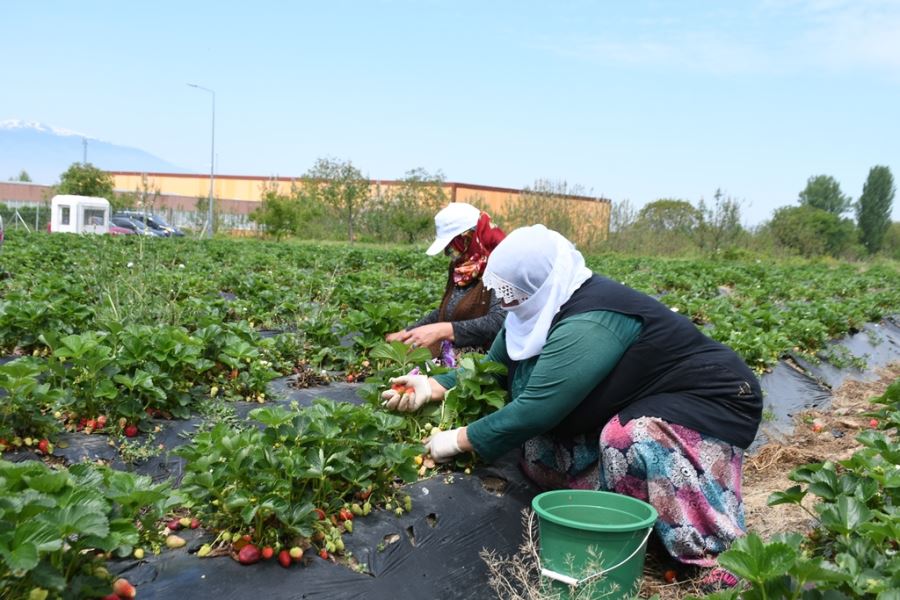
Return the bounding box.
[539,1,900,77]
[790,1,900,72]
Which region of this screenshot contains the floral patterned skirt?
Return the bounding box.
[521,415,746,567]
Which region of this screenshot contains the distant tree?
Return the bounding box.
[251,180,303,241]
[768,205,857,257]
[113,173,161,212]
[300,158,370,243]
[363,168,447,243]
[882,222,900,260]
[696,188,745,254]
[798,175,851,215]
[56,163,115,200]
[8,170,31,182]
[635,199,702,233]
[502,179,605,248]
[856,165,895,254]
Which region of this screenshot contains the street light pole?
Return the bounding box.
[188,83,216,238]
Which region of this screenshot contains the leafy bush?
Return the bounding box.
[692,379,900,599]
[175,401,421,552]
[0,459,176,600]
[0,358,62,444]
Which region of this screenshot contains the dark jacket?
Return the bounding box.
[410,263,505,357]
[536,275,762,448]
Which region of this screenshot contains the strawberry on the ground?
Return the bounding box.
[289,546,303,561]
[237,544,261,565]
[278,549,292,568]
[167,519,181,531]
[112,578,136,599]
[319,549,329,560]
[124,424,139,438]
[190,517,200,529]
[261,546,274,560]
[37,439,51,455]
[96,415,107,428]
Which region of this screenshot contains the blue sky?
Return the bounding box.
[4,0,899,225]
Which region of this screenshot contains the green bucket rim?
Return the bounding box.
[532,490,658,533]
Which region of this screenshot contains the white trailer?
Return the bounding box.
[49,195,110,234]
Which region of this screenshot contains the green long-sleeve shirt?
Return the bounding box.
[433,310,642,461]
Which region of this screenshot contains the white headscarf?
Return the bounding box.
[482,225,592,360]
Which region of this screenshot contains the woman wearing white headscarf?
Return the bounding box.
[382,225,762,591]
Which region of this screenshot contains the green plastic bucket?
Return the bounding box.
[532,490,658,599]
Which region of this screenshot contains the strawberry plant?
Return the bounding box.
[437,353,507,431]
[0,459,177,600]
[175,401,421,555]
[0,358,62,447]
[42,331,121,425]
[694,378,900,599]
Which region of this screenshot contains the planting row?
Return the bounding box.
[2,232,899,374]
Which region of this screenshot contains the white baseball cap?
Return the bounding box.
[425,203,481,256]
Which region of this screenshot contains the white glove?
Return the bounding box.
[426,428,463,463]
[381,375,432,412]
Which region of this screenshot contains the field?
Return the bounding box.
[1,231,898,599]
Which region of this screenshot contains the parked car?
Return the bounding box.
[114,211,185,237]
[108,224,136,236]
[111,215,165,237]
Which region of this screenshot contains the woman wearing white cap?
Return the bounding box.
[382,225,762,591]
[385,202,506,364]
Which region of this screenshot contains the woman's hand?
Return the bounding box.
[425,427,472,462]
[401,322,454,349]
[385,330,408,343]
[381,375,433,411]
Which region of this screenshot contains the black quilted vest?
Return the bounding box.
[509,275,762,448]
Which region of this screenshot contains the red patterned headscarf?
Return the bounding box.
[449,212,505,286]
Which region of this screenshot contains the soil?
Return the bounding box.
[640,363,900,599]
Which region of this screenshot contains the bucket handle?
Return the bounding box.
[528,510,653,589]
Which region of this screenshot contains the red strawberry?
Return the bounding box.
[124,425,139,438]
[278,549,292,568]
[167,519,181,531]
[237,544,261,565]
[314,508,326,521]
[664,569,677,584]
[37,439,51,455]
[391,383,405,392]
[85,419,97,430]
[319,549,329,560]
[112,578,136,599]
[339,508,353,522]
[190,517,200,529]
[261,546,274,560]
[96,415,107,428]
[869,418,879,428]
[102,595,120,600]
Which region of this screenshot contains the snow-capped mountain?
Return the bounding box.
[0,120,186,184]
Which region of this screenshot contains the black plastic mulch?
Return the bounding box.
[2,318,900,597]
